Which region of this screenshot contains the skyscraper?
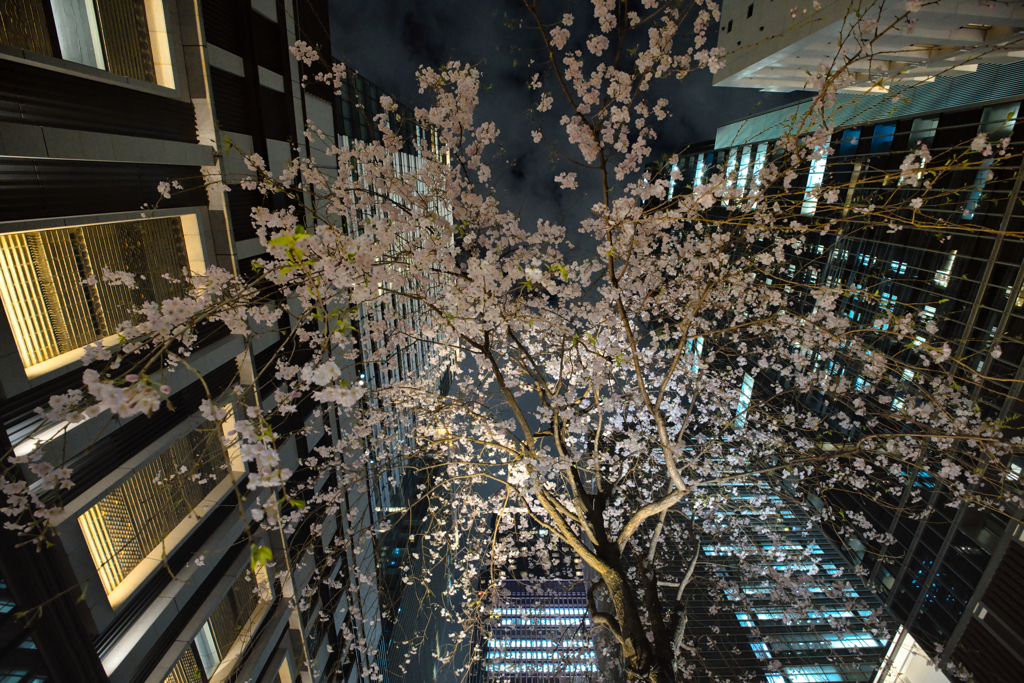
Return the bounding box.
[677,57,1024,683]
[0,1,416,682]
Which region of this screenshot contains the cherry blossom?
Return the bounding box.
[4,4,1022,682]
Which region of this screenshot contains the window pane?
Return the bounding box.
[93,0,157,83]
[0,217,189,368]
[78,423,231,594]
[0,0,57,56]
[163,647,203,683]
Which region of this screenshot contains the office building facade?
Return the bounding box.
[0,1,423,682]
[674,61,1024,683]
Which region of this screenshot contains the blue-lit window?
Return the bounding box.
[694,155,707,186]
[735,373,755,428]
[785,665,844,682]
[838,128,861,156]
[688,336,704,373]
[963,160,993,220]
[870,123,896,154]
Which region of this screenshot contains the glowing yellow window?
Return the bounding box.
[78,421,236,598]
[0,217,189,369]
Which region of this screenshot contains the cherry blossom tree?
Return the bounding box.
[5,1,1024,682]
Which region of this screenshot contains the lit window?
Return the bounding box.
[737,145,753,192]
[0,218,191,369]
[688,336,704,373]
[801,152,828,215]
[735,373,755,428]
[163,647,203,683]
[838,128,861,156]
[785,665,844,682]
[963,160,993,220]
[79,422,234,595]
[0,0,175,87]
[979,102,1020,139]
[869,123,896,155]
[694,155,706,186]
[934,251,957,287]
[752,143,769,185]
[909,117,939,149]
[194,569,269,679]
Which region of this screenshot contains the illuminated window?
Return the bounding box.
[869,123,896,155]
[0,217,190,369]
[801,152,828,214]
[838,128,861,156]
[737,145,753,191]
[694,155,706,186]
[194,570,267,678]
[735,373,754,428]
[164,648,203,683]
[79,422,233,595]
[726,148,739,188]
[0,0,174,87]
[909,117,938,149]
[785,665,844,682]
[688,336,704,373]
[934,251,957,287]
[980,102,1020,138]
[963,160,993,220]
[752,143,769,184]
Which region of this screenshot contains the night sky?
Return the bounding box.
[328,0,808,239]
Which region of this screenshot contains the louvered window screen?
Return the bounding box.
[94,0,157,83]
[164,647,203,683]
[79,423,231,594]
[0,0,57,56]
[208,570,261,657]
[0,217,190,368]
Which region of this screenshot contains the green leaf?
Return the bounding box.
[251,544,274,573]
[268,235,294,247]
[289,499,306,509]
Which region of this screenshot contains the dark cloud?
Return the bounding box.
[328,0,807,248]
